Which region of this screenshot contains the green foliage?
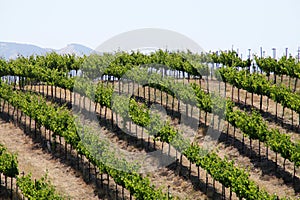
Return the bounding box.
[17,173,65,200]
[0,144,19,177]
[0,50,289,199]
[0,82,170,200]
[255,55,300,78]
[91,79,277,199]
[217,66,300,115]
[210,50,251,68]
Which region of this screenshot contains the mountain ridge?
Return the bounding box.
[0,41,93,59]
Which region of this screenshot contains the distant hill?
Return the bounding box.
[0,42,93,60]
[0,42,51,59]
[57,43,93,57]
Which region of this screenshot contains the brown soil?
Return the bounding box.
[72,94,211,199]
[0,119,102,199]
[21,81,300,199]
[3,85,212,200]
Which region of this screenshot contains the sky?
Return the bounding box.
[1,0,300,57]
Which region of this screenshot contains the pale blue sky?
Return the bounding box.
[1,0,300,57]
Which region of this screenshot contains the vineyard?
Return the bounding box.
[0,49,300,200]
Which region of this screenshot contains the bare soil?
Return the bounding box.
[0,118,101,200]
[20,80,300,199]
[2,85,212,200]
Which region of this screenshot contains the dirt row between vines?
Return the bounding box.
[24,84,300,199]
[0,118,102,200]
[3,85,213,200]
[0,93,140,199]
[46,86,213,200]
[199,78,300,141]
[105,80,300,198]
[186,79,300,198]
[97,84,300,198]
